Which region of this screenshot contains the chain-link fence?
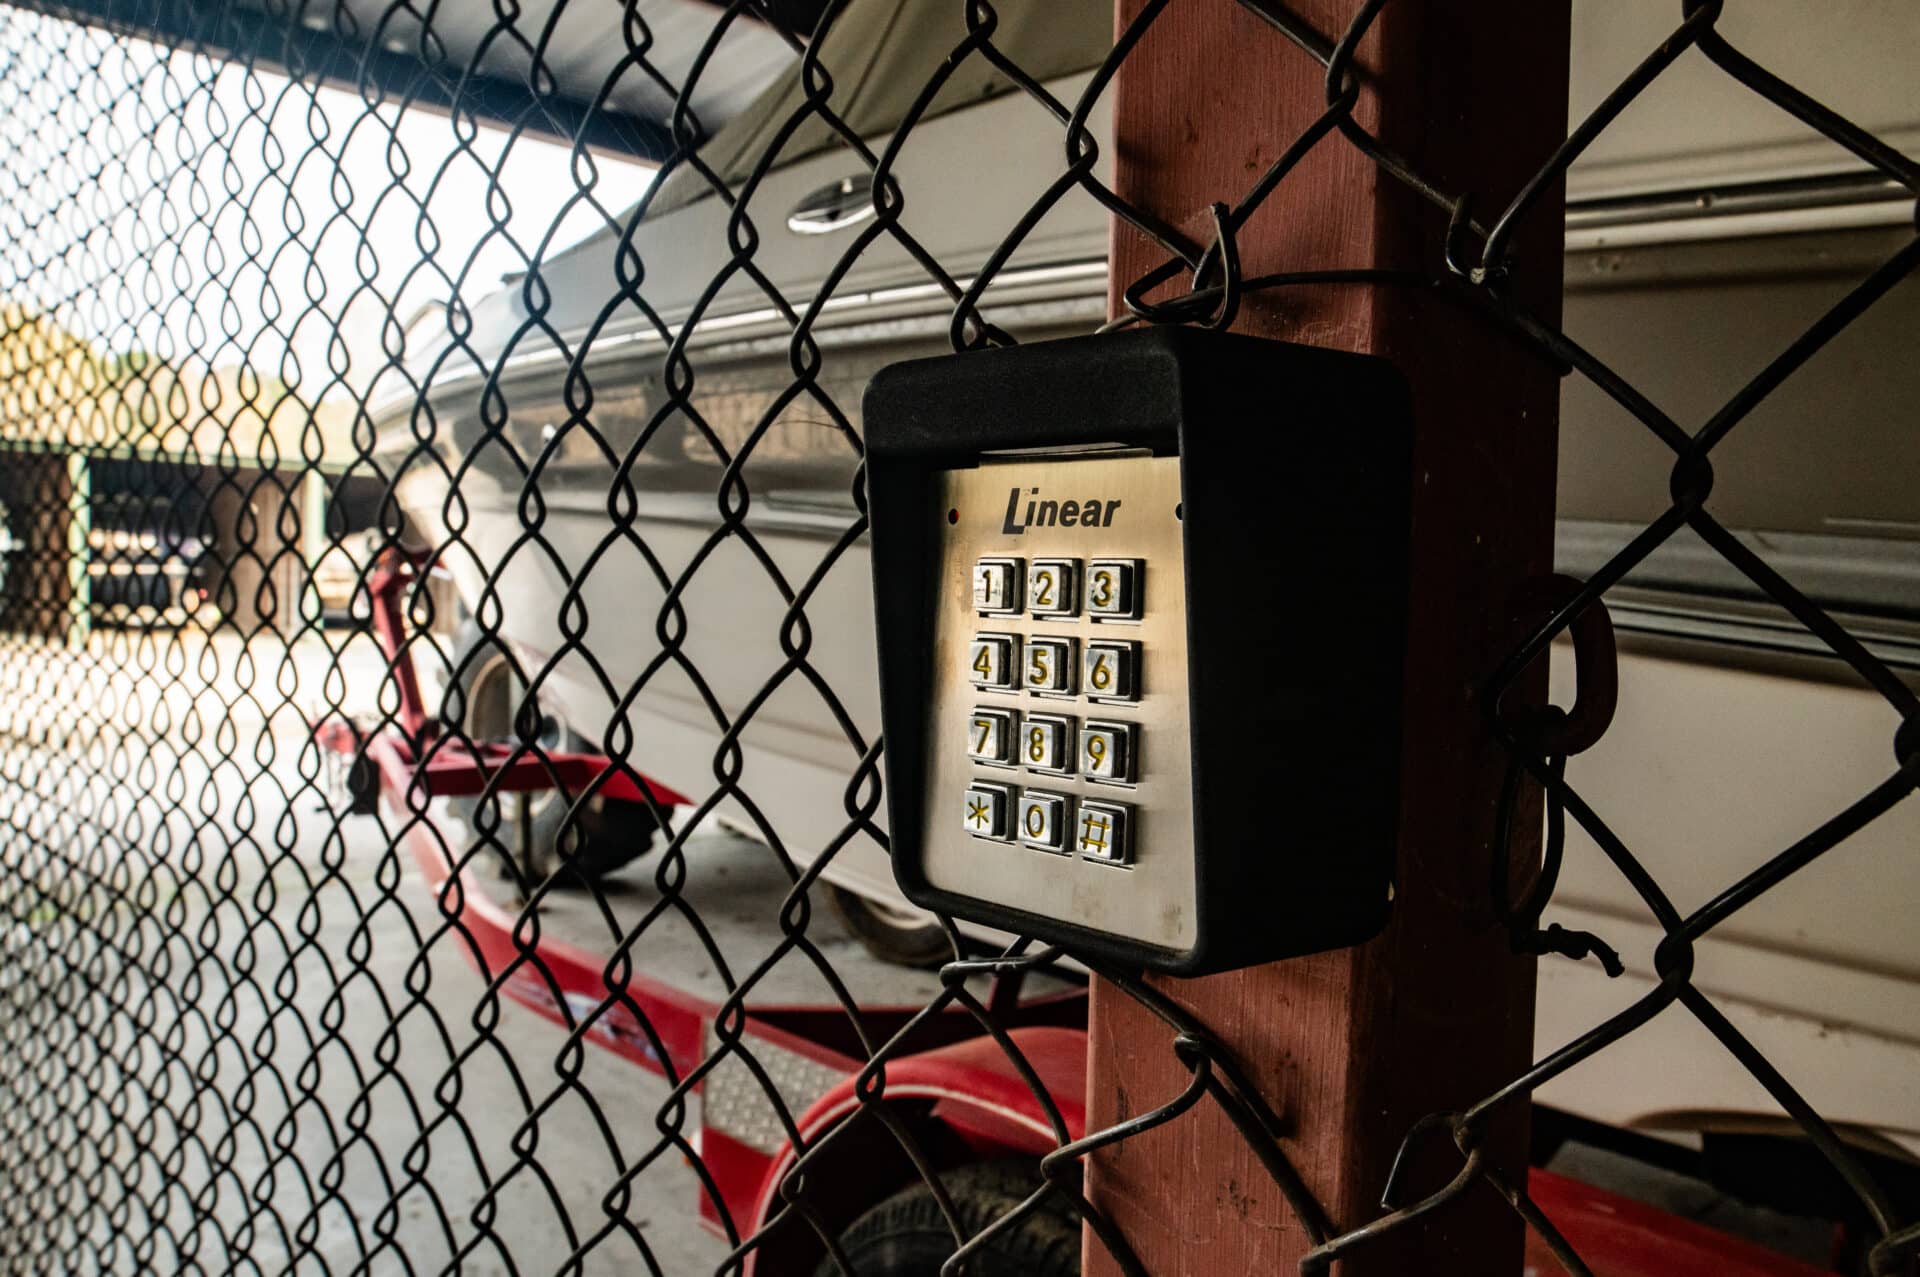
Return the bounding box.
[0,0,1915,1273]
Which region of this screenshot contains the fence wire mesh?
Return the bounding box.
[0,0,1914,1274]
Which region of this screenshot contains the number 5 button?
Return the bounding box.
[1024,636,1076,695]
[1083,641,1137,702]
[1080,720,1136,784]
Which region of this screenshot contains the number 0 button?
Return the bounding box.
[1084,641,1137,702]
[1086,559,1141,620]
[1018,790,1070,853]
[1080,720,1136,784]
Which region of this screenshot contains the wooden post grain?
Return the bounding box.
[1086,2,1570,1273]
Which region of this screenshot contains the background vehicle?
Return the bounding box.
[372,0,1920,1218]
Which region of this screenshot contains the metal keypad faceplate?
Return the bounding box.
[924,455,1195,951]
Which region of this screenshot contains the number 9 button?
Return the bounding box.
[1080,720,1136,784]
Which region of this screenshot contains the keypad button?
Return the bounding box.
[968,633,1019,691]
[1080,720,1136,784]
[1018,790,1071,853]
[1024,636,1077,696]
[1076,799,1132,865]
[972,557,1022,614]
[967,707,1016,766]
[1085,558,1141,620]
[962,782,1013,840]
[1020,712,1073,773]
[1027,558,1079,618]
[1083,641,1138,702]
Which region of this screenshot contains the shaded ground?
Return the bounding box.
[0,630,1016,1276]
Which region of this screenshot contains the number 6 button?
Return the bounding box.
[1080,720,1136,784]
[1083,640,1137,702]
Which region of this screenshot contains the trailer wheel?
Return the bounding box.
[816,1159,1080,1277]
[828,886,952,969]
[448,624,656,883]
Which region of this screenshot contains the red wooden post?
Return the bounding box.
[1086,2,1570,1273]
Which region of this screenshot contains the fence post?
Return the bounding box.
[1086,2,1571,1273]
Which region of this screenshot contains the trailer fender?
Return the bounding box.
[743,1025,1087,1274]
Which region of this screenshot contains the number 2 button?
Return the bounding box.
[1028,559,1078,617]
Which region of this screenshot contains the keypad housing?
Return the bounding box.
[919,454,1194,951]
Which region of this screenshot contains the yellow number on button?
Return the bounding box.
[1025,804,1045,837]
[1029,725,1048,764]
[973,718,992,753]
[1090,569,1114,610]
[1085,734,1108,771]
[973,645,994,680]
[1033,570,1053,608]
[1029,646,1050,687]
[1089,652,1112,691]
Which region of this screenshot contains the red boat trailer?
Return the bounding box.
[313,552,1834,1277]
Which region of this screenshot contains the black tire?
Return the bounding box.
[817,1160,1080,1277]
[828,885,952,969]
[446,622,656,883]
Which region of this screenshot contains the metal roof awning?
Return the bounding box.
[22,0,819,160]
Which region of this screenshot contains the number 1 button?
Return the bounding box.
[973,558,1021,614]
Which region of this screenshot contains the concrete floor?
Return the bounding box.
[0,631,1027,1276]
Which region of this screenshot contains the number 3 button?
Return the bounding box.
[1085,559,1141,620]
